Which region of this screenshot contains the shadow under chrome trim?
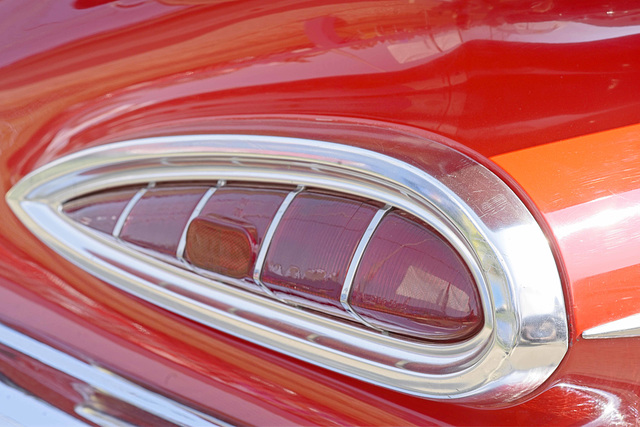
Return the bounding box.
[6,134,568,404]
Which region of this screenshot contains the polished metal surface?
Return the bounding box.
[252,185,303,299]
[583,313,640,339]
[176,184,220,262]
[112,184,153,238]
[0,322,229,426]
[6,134,568,404]
[340,205,391,329]
[0,377,89,427]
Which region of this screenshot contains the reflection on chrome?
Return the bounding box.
[0,376,89,427]
[521,314,564,343]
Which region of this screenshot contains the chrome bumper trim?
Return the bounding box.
[0,322,231,427]
[0,377,89,427]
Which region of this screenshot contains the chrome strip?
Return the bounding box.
[75,405,137,427]
[340,205,391,328]
[582,313,640,339]
[176,183,222,262]
[112,183,154,238]
[0,378,89,427]
[6,134,568,404]
[0,322,229,426]
[252,185,303,298]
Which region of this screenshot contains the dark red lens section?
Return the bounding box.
[63,188,140,234]
[262,191,378,316]
[120,186,208,255]
[64,182,481,342]
[350,210,483,341]
[184,186,289,280]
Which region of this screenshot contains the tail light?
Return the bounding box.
[63,185,483,342]
[7,133,568,404]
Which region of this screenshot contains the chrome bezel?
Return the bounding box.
[6,134,568,403]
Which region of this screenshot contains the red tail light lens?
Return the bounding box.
[63,188,140,234]
[184,186,289,280]
[350,210,483,341]
[261,191,379,317]
[63,183,482,342]
[120,186,208,255]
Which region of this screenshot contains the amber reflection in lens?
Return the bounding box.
[185,186,289,280]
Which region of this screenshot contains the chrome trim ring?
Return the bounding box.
[6,134,568,404]
[0,378,90,427]
[112,184,152,238]
[252,185,303,299]
[176,184,220,262]
[340,204,391,330]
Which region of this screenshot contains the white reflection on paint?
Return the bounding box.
[554,198,640,240]
[559,383,629,426]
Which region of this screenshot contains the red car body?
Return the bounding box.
[1,0,640,425]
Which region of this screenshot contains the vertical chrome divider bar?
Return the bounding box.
[340,205,391,329]
[253,185,304,299]
[176,180,225,263]
[112,182,155,239]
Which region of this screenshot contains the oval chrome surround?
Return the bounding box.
[6,134,568,404]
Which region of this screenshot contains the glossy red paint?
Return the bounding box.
[1,0,640,424]
[492,123,640,335]
[4,1,640,173]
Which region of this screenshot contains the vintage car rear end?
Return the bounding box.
[1,1,640,425]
